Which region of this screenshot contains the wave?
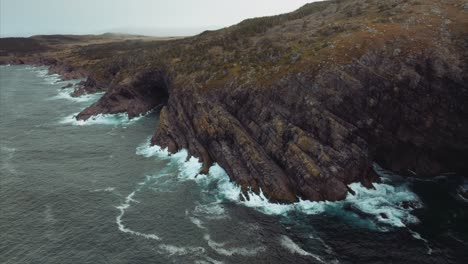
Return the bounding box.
[60,112,145,126]
[43,74,62,84]
[193,203,228,220]
[136,139,423,231]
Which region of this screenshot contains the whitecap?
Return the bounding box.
[49,88,104,103]
[308,234,335,255]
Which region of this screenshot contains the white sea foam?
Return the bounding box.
[1,146,17,174]
[115,191,161,241]
[195,258,225,264]
[136,139,422,230]
[409,229,433,255]
[157,244,206,256]
[43,74,62,84]
[136,143,170,158]
[91,187,116,193]
[35,69,49,77]
[60,112,145,126]
[308,234,335,255]
[50,88,104,103]
[193,203,228,220]
[204,234,266,257]
[345,182,422,228]
[190,217,206,229]
[280,235,325,262]
[206,163,421,230]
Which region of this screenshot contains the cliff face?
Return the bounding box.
[76,70,170,120]
[3,0,467,202]
[150,0,468,202]
[152,48,468,202]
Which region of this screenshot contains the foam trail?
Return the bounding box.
[204,234,266,257]
[157,244,206,256]
[280,235,325,263]
[195,257,225,264]
[115,191,161,240]
[308,234,335,255]
[408,229,433,255]
[136,142,170,158]
[456,183,468,203]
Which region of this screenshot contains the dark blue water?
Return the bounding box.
[1,65,467,263]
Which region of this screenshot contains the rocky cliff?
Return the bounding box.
[3,0,467,203]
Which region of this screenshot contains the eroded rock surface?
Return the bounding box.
[76,70,169,120]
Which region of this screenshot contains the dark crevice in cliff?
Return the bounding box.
[76,69,170,120]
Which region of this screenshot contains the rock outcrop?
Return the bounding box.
[150,0,468,202]
[152,47,468,202]
[76,70,170,120]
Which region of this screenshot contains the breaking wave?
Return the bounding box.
[60,112,145,126]
[50,88,104,103]
[136,139,423,231]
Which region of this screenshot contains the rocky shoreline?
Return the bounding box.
[2,0,467,203]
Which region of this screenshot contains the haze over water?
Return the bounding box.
[1,65,467,263]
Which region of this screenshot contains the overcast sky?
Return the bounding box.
[0,0,318,37]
